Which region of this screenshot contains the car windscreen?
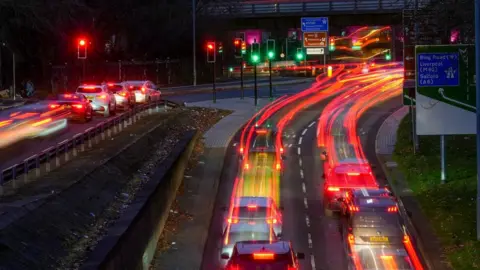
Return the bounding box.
[231,253,294,269]
[228,231,271,244]
[233,206,269,218]
[252,134,273,148]
[107,85,124,92]
[77,87,102,93]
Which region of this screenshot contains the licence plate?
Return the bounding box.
[65,105,71,109]
[87,96,94,100]
[369,236,389,242]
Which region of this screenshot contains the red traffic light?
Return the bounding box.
[79,39,86,46]
[207,42,215,50]
[234,39,240,45]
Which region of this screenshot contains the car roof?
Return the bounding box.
[234,197,272,207]
[234,240,291,255]
[338,158,369,164]
[352,211,400,226]
[123,80,149,84]
[352,188,391,198]
[229,222,272,233]
[77,84,104,88]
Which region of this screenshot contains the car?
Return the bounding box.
[76,84,117,117]
[104,82,135,110]
[123,80,161,104]
[221,222,277,258]
[322,158,378,212]
[339,190,400,218]
[349,245,415,270]
[46,93,93,122]
[223,196,283,237]
[222,240,305,270]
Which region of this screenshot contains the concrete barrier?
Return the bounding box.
[81,130,200,270]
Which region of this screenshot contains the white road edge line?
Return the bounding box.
[311,255,316,269]
[298,136,303,145]
[302,182,306,193]
[302,128,308,135]
[307,233,313,248]
[300,169,304,179]
[308,121,315,128]
[299,158,302,167]
[305,215,310,227]
[304,197,308,209]
[297,147,301,155]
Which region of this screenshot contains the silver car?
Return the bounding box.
[221,222,277,259]
[76,84,117,117]
[123,80,161,104]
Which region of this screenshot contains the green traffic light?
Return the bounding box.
[268,51,274,59]
[229,67,233,72]
[385,54,392,60]
[296,53,303,60]
[252,54,259,63]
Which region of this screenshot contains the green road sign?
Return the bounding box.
[416,45,476,112]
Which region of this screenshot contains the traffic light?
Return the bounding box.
[296,48,304,60]
[218,42,223,54]
[251,42,260,64]
[206,41,216,63]
[329,37,335,52]
[267,39,275,60]
[78,38,87,59]
[241,41,247,55]
[385,50,392,60]
[234,38,242,58]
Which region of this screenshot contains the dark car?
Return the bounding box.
[47,93,93,122]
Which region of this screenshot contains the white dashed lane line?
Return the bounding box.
[302,182,306,193]
[299,158,302,167]
[311,255,316,270]
[308,121,316,128]
[304,197,308,209]
[302,128,308,135]
[307,233,313,248]
[305,215,310,227]
[297,147,301,155]
[300,169,304,179]
[298,136,303,145]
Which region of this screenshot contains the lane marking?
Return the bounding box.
[304,197,308,209]
[289,143,293,147]
[298,136,303,145]
[308,233,313,248]
[302,182,306,193]
[302,128,308,135]
[311,255,316,270]
[293,134,296,138]
[299,158,302,167]
[305,215,310,227]
[297,147,301,155]
[308,121,315,128]
[300,169,304,179]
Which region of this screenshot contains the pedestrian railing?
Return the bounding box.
[0,99,182,186]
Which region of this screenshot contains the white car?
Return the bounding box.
[76,84,117,117]
[123,80,161,104]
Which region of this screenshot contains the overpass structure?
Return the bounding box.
[205,0,431,17]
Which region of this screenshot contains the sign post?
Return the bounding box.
[475,0,480,241]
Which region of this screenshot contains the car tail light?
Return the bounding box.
[253,252,274,260]
[141,87,146,92]
[108,83,114,86]
[98,95,107,99]
[256,129,267,134]
[72,104,83,109]
[227,218,238,223]
[288,266,298,270]
[84,86,96,89]
[0,120,12,128]
[347,172,360,176]
[239,147,243,153]
[280,147,284,153]
[267,218,278,224]
[349,206,359,212]
[403,235,410,243]
[327,186,340,192]
[348,233,355,245]
[275,163,281,170]
[49,104,61,109]
[244,163,249,170]
[387,206,398,212]
[32,118,52,127]
[247,204,257,209]
[119,92,127,96]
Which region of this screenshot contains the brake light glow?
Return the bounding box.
[349,206,359,212]
[244,163,249,170]
[119,92,127,96]
[62,94,76,98]
[247,205,257,209]
[287,266,298,270]
[267,218,278,224]
[84,86,96,89]
[98,95,107,99]
[49,104,60,109]
[141,87,146,92]
[380,255,392,259]
[129,86,133,89]
[253,253,274,260]
[387,206,398,212]
[239,147,244,153]
[227,218,238,223]
[348,233,355,244]
[72,104,83,109]
[256,129,267,134]
[0,120,12,128]
[403,235,410,243]
[347,172,360,176]
[32,118,52,127]
[327,186,340,192]
[280,147,284,153]
[108,83,114,86]
[276,163,281,170]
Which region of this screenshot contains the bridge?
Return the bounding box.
[204,0,431,17]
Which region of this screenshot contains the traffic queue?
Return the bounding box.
[0,80,161,148]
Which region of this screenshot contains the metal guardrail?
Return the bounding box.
[0,99,182,185]
[205,0,431,16]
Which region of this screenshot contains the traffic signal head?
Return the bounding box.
[241,42,247,55]
[267,39,275,60]
[251,42,260,63]
[77,38,87,59]
[218,42,223,54]
[296,48,304,60]
[268,51,274,59]
[206,41,216,63]
[252,54,259,63]
[234,38,242,58]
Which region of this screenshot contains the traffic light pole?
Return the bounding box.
[240,57,244,99]
[268,59,273,99]
[82,59,86,81]
[254,62,258,106]
[212,61,217,103]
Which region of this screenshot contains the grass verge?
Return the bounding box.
[393,113,478,270]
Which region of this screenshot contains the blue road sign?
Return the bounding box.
[417,52,460,87]
[301,17,329,32]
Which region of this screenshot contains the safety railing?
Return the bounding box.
[204,0,426,16]
[0,99,183,185]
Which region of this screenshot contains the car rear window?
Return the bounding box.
[228,231,271,244]
[233,206,269,218]
[253,135,273,148]
[77,87,102,93]
[353,213,399,227]
[231,253,294,269]
[358,197,394,207]
[106,85,123,92]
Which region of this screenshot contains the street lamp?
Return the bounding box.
[1,42,16,100]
